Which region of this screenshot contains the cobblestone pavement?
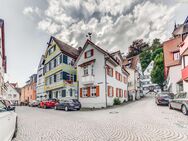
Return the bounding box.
[13,95,188,141]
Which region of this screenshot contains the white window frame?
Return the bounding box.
[83,66,89,76]
[173,52,180,61]
[91,86,96,97]
[82,88,88,97]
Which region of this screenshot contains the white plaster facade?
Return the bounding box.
[36,56,45,101]
[166,65,181,94]
[4,82,20,105]
[142,61,161,95]
[76,40,129,108]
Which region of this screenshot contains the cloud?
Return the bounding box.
[23,0,178,53]
[23,6,41,17]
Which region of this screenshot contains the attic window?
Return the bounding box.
[85,49,94,58]
[48,45,56,55]
[116,57,120,64]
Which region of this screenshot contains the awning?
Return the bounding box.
[78,59,96,67]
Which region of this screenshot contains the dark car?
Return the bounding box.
[29,100,39,107]
[54,99,81,111]
[155,92,173,105]
[169,93,188,115]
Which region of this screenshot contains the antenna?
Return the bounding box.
[86,32,92,41]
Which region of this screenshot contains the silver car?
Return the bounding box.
[169,93,188,115]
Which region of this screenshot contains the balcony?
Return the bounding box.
[81,75,95,85]
[182,66,188,80]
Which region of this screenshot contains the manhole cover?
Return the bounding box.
[109,111,119,114]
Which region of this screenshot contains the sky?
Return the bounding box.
[0,0,188,87]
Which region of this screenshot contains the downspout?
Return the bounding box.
[104,56,109,108]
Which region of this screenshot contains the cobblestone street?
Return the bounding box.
[13,95,188,141]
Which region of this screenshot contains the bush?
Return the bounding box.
[113,98,121,105]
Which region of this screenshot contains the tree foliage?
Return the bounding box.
[139,38,162,71]
[151,52,165,90]
[127,39,149,58]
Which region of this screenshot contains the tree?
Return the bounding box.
[140,50,151,71]
[151,52,165,90]
[127,39,149,58]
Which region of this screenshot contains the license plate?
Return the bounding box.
[75,106,79,108]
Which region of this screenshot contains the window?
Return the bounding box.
[63,55,68,64]
[82,88,88,97]
[61,90,66,97]
[173,52,180,60]
[83,66,89,76]
[48,45,56,55]
[54,74,57,83]
[85,49,94,58]
[108,86,113,97]
[13,94,17,98]
[116,57,120,64]
[55,91,58,98]
[69,89,73,97]
[106,65,113,77]
[91,64,94,75]
[91,86,96,97]
[49,76,52,84]
[54,58,57,68]
[49,61,51,70]
[59,54,62,64]
[74,75,77,82]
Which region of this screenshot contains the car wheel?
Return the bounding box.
[65,106,69,111]
[44,105,47,109]
[13,117,18,138]
[181,105,188,115]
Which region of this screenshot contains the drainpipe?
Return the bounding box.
[104,56,108,108]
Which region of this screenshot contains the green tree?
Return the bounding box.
[140,50,151,71]
[151,52,165,90]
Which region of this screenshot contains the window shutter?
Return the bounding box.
[112,87,114,96]
[87,87,90,97]
[112,69,114,77]
[108,86,110,97]
[96,86,100,96]
[116,88,118,97]
[80,88,82,97]
[91,49,94,56]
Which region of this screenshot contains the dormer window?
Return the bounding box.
[85,49,94,58]
[116,57,121,64]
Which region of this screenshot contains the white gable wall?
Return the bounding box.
[77,44,106,108]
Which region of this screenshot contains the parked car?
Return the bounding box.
[155,92,173,105]
[39,99,59,109]
[0,98,17,141]
[29,100,39,107]
[54,99,81,111]
[169,93,188,115]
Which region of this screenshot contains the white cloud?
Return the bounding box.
[23,0,178,53]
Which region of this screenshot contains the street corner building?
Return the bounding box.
[42,36,79,100]
[75,39,129,108]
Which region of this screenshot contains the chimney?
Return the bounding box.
[78,47,82,54]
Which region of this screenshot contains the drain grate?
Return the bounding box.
[109,111,119,114]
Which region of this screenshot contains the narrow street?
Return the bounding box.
[13,95,188,141]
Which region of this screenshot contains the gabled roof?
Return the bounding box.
[123,55,140,70]
[75,39,120,66]
[110,50,124,61]
[173,17,188,36]
[75,39,129,75]
[49,36,79,59]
